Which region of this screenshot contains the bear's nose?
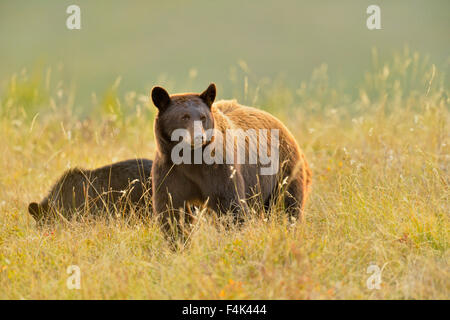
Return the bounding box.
[194,135,203,144]
[193,132,205,145]
[192,121,205,146]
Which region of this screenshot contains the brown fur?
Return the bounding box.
[28,159,153,225]
[151,84,311,233]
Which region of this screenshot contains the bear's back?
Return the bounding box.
[45,159,153,212]
[212,100,302,161]
[213,100,291,132]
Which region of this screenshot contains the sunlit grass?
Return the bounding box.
[0,50,448,299]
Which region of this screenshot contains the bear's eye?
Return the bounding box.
[200,115,206,122]
[181,114,190,121]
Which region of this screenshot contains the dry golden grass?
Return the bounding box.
[0,50,448,299]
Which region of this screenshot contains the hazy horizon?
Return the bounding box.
[1,0,449,106]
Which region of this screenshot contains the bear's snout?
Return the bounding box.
[191,121,207,147]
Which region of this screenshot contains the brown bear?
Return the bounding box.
[151,83,311,232]
[28,158,153,225]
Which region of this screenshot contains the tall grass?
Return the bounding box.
[0,50,448,299]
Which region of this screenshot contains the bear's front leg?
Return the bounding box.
[152,164,197,239]
[210,169,249,223]
[154,187,189,240]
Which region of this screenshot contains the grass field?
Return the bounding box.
[0,50,448,299]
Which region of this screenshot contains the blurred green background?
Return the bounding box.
[0,0,448,108]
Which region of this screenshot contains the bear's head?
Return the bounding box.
[28,201,49,225]
[151,83,216,148]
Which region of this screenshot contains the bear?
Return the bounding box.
[28,158,153,225]
[151,83,311,233]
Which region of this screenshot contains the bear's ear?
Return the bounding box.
[199,83,216,108]
[28,202,41,220]
[151,86,171,111]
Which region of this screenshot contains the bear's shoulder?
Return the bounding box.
[213,99,239,114]
[213,99,263,115]
[213,99,279,122]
